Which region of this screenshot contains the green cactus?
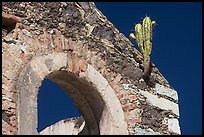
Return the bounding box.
[130,16,156,79]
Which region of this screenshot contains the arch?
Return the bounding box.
[16,52,128,135]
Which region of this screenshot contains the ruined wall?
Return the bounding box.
[2,2,180,135]
[39,117,86,135]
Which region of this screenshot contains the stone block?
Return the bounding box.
[134,127,160,135]
[167,118,181,134]
[155,83,178,101]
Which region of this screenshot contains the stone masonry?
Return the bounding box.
[2,2,180,135]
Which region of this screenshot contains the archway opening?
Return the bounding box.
[17,53,128,135]
[37,79,81,133]
[43,71,104,135]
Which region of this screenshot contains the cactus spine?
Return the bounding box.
[130,16,156,79]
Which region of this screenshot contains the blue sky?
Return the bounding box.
[37,2,202,135]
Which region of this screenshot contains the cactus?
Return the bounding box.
[130,16,156,79]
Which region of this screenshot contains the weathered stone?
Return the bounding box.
[126,117,142,123]
[155,83,178,101]
[40,117,86,135]
[123,103,139,112]
[58,22,66,28]
[167,118,181,134]
[129,95,137,102]
[139,89,179,116]
[134,127,160,135]
[140,103,163,130]
[2,119,15,135]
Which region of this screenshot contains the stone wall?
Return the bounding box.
[2,2,180,135]
[39,116,87,135]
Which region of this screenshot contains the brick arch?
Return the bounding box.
[16,52,128,135]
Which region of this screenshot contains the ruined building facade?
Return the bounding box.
[2,2,181,135]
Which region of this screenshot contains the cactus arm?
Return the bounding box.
[129,33,136,41]
[135,23,144,54]
[143,16,152,57]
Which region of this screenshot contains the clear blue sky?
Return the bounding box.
[37,2,202,135]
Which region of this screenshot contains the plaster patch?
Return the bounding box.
[155,83,178,101]
[168,118,181,134]
[31,52,67,79]
[139,89,179,116]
